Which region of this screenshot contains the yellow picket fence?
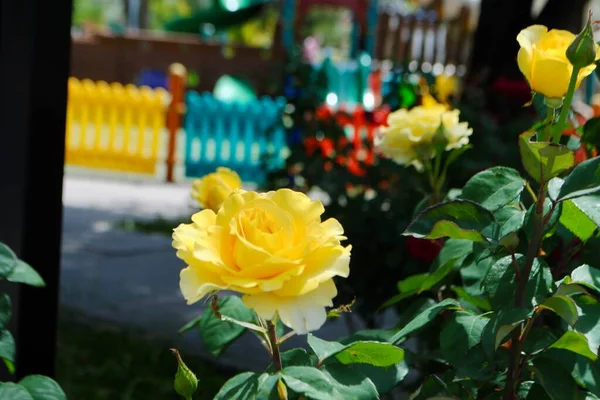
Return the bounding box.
[65,78,170,175]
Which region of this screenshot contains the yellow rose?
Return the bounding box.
[435,74,457,104]
[190,167,242,212]
[377,104,472,170]
[517,25,599,99]
[172,189,351,334]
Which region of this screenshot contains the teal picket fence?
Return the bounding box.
[184,92,287,183]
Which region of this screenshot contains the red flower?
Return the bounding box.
[406,237,444,262]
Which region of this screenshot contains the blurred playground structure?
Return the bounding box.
[62,0,490,184]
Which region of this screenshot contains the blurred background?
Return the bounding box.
[55,0,600,398]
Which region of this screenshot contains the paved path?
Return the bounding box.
[59,175,400,372]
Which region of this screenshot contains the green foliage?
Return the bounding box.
[0,242,65,396]
[460,166,526,211]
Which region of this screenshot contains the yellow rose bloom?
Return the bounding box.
[172,189,351,334]
[377,104,472,169]
[191,167,242,212]
[517,25,599,99]
[435,74,457,104]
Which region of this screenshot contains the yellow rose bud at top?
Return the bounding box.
[376,104,472,170]
[190,167,242,212]
[517,25,600,99]
[172,188,351,335]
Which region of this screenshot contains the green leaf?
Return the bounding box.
[0,295,11,330]
[199,296,256,357]
[481,308,531,358]
[0,383,34,400]
[519,131,575,182]
[524,198,562,239]
[6,260,44,287]
[558,156,600,201]
[352,360,409,394]
[277,349,314,370]
[391,298,460,344]
[335,342,404,367]
[404,200,497,242]
[571,265,600,293]
[178,315,202,335]
[18,375,67,400]
[544,348,600,397]
[539,296,579,326]
[214,372,259,400]
[574,296,600,355]
[548,177,565,201]
[451,285,491,311]
[525,383,553,400]
[582,116,600,149]
[0,330,15,373]
[306,335,345,362]
[523,328,559,355]
[254,374,279,400]
[440,312,489,367]
[531,357,581,400]
[321,363,379,400]
[281,366,334,400]
[460,167,526,211]
[307,335,404,367]
[570,195,600,231]
[549,331,597,361]
[560,200,598,241]
[482,255,553,309]
[0,243,17,278]
[394,259,456,301]
[494,205,526,239]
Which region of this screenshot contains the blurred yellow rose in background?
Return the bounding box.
[377,104,472,170]
[517,25,599,99]
[173,189,351,334]
[191,167,242,212]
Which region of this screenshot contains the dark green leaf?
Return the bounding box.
[18,375,66,400]
[352,359,409,394]
[268,349,314,372]
[482,255,553,309]
[582,117,600,149]
[0,383,34,400]
[525,383,553,400]
[0,295,11,330]
[391,298,460,344]
[460,167,526,211]
[523,328,559,355]
[254,374,279,400]
[539,295,578,326]
[451,285,491,311]
[0,330,15,373]
[560,200,598,241]
[558,156,600,201]
[6,260,44,287]
[494,205,526,240]
[574,296,600,355]
[0,243,17,278]
[571,265,600,293]
[404,200,497,242]
[440,312,489,367]
[481,308,531,358]
[549,331,597,361]
[394,260,455,300]
[519,131,575,182]
[281,366,334,400]
[321,363,379,399]
[436,239,473,266]
[531,357,581,400]
[545,348,600,397]
[341,329,397,344]
[214,372,259,400]
[199,296,256,357]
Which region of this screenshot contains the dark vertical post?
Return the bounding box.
[0,0,72,379]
